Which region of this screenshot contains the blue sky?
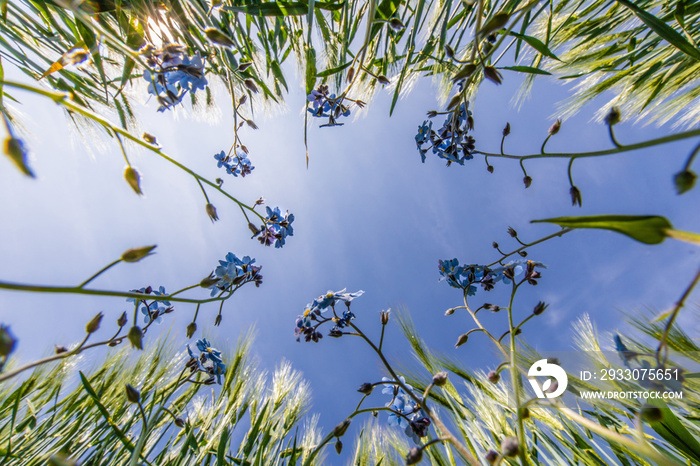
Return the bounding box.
[1,62,699,462]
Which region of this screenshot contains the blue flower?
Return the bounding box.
[186,339,226,385]
[142,47,208,111]
[195,338,223,364]
[208,253,262,296]
[310,288,364,312]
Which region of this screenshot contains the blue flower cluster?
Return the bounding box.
[126,286,173,325]
[307,84,352,127]
[295,288,364,342]
[416,103,476,165]
[382,376,430,444]
[214,150,254,177]
[254,206,295,248]
[208,252,262,297]
[438,259,545,294]
[142,45,207,112]
[186,338,226,385]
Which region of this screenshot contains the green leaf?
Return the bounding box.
[508,32,561,61]
[646,398,700,463]
[315,61,352,78]
[217,425,230,466]
[531,215,673,244]
[304,46,316,95]
[224,1,343,17]
[79,372,136,454]
[615,0,700,61]
[502,65,551,75]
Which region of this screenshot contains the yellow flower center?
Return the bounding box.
[303,309,311,317]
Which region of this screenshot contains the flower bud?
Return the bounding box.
[205,203,219,222]
[389,17,405,31]
[604,107,620,126]
[492,241,499,249]
[121,245,156,263]
[200,273,220,289]
[124,166,143,195]
[186,322,197,338]
[483,66,503,85]
[487,370,500,384]
[444,45,455,58]
[205,28,235,47]
[346,66,355,83]
[245,119,258,129]
[432,371,448,386]
[548,119,561,135]
[641,404,663,422]
[243,79,258,93]
[377,75,390,85]
[484,303,500,312]
[335,439,343,454]
[487,165,494,173]
[125,384,141,403]
[204,375,217,385]
[452,64,476,82]
[117,311,128,327]
[444,308,455,316]
[485,450,499,464]
[174,417,185,428]
[380,309,390,325]
[248,222,261,236]
[128,326,143,350]
[674,170,696,194]
[358,383,373,395]
[523,175,532,188]
[520,407,530,419]
[333,418,351,437]
[501,437,519,457]
[533,301,548,315]
[406,447,423,465]
[4,137,34,178]
[55,345,68,354]
[570,186,582,207]
[503,122,511,137]
[507,226,517,237]
[237,62,253,72]
[142,133,158,145]
[86,312,103,334]
[455,333,469,348]
[215,314,222,326]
